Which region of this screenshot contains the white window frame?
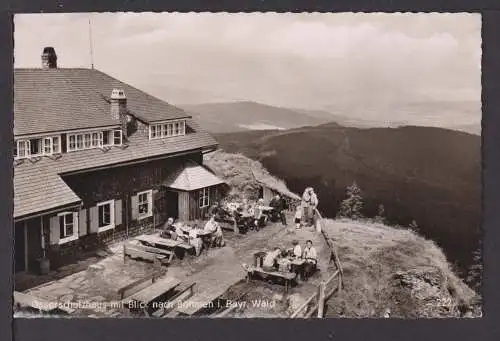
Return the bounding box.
[113,129,122,145]
[16,140,29,159]
[58,211,78,245]
[28,138,42,157]
[67,130,119,152]
[149,120,186,140]
[137,190,153,220]
[42,136,61,155]
[15,135,61,159]
[199,187,210,208]
[97,200,115,232]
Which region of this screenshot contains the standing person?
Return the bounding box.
[289,240,303,278]
[302,240,318,280]
[301,187,312,226]
[253,199,265,230]
[309,188,319,226]
[268,195,280,222]
[294,205,302,229]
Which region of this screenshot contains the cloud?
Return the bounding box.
[14,12,481,123]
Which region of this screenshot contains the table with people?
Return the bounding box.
[248,239,319,288]
[155,214,226,256]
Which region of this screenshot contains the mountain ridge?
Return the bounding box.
[180,100,480,135]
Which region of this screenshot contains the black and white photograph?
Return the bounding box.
[12,12,481,319]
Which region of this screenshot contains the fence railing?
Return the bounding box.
[290,208,344,318]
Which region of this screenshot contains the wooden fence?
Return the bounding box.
[290,208,344,318]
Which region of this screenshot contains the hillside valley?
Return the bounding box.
[213,124,481,286]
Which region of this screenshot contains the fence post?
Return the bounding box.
[317,281,326,318]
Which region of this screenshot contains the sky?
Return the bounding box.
[14,12,481,125]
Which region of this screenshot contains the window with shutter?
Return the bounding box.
[136,190,153,220]
[49,215,60,245]
[58,211,79,244]
[89,206,98,234]
[131,195,139,220]
[79,208,88,237]
[115,200,123,226]
[96,200,115,232]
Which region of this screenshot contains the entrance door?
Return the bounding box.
[14,222,26,273]
[165,191,179,220]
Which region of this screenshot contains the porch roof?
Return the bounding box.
[163,162,225,191]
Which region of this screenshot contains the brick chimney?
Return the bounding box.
[41,47,57,69]
[110,89,128,139]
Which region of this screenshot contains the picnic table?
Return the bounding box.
[243,264,297,293]
[177,223,212,237]
[136,233,195,258]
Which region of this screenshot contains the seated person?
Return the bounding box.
[252,199,267,230]
[159,217,176,239]
[189,224,203,256]
[290,240,302,258]
[277,256,292,272]
[302,240,318,280]
[207,202,221,219]
[262,247,282,271]
[213,223,225,247]
[204,215,218,233]
[234,207,251,234]
[204,215,224,247]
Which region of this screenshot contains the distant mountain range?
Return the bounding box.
[180,101,481,135]
[213,124,481,276]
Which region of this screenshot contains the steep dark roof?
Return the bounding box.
[14,119,218,219]
[14,68,190,136]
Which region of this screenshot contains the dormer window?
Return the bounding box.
[67,129,122,152]
[15,135,61,159]
[149,119,186,140]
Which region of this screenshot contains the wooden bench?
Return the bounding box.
[175,288,221,316]
[14,291,74,315]
[125,277,181,313]
[152,281,196,317]
[244,265,297,292]
[116,270,166,300]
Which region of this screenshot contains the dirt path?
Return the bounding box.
[23,214,336,317]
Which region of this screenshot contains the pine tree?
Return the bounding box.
[408,220,418,232]
[337,181,364,220]
[466,246,482,293]
[374,204,386,224]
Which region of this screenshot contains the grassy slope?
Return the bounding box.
[205,150,480,318]
[204,150,299,201]
[323,219,479,318]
